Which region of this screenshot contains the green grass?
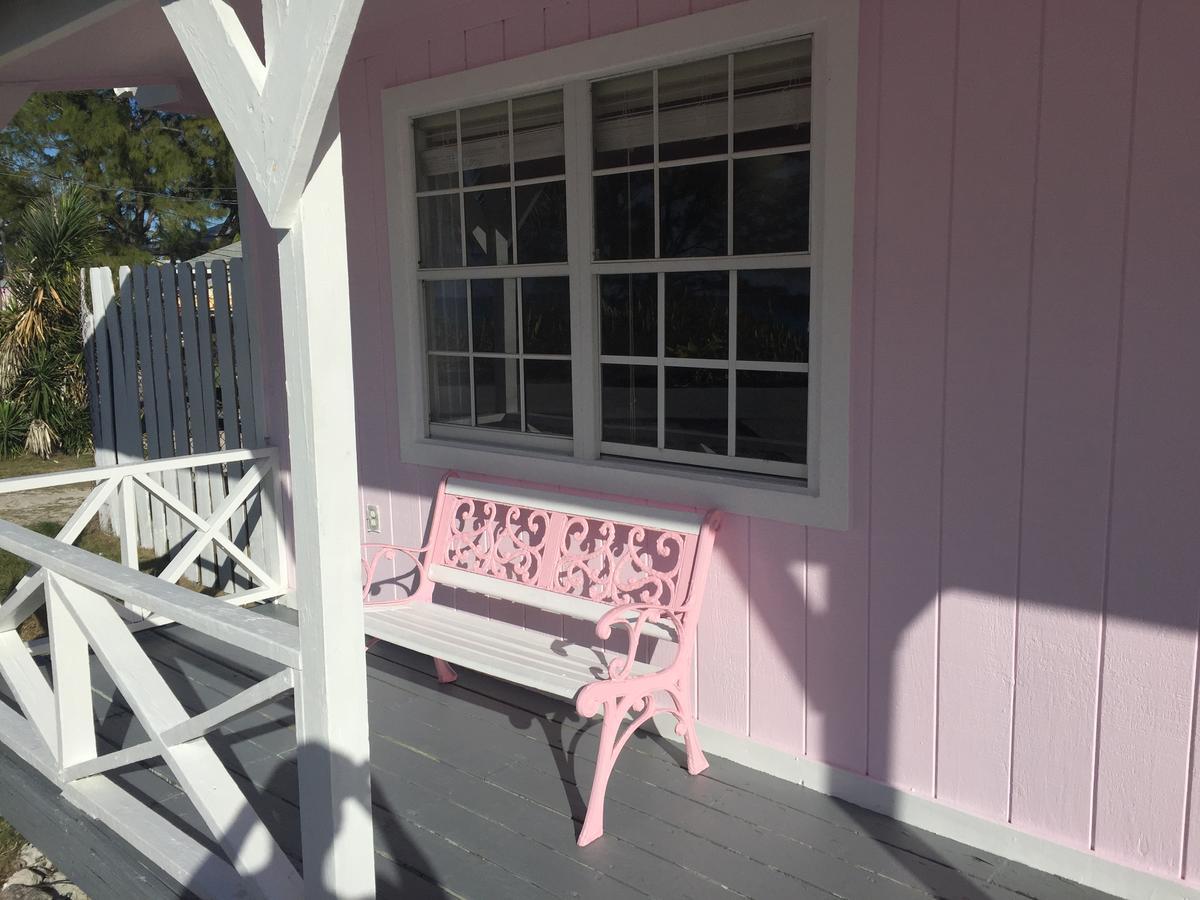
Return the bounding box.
[0,815,24,884]
[0,452,95,480]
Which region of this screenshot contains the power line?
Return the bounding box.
[0,166,239,202]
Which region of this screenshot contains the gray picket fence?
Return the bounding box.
[82,261,267,588]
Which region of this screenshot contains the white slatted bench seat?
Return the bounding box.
[361,474,722,846]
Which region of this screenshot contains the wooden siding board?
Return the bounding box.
[866,0,958,794]
[465,21,505,69]
[544,0,590,49]
[803,0,880,776]
[747,518,806,752]
[1009,0,1138,847]
[502,8,546,60]
[697,513,750,734]
[637,0,692,26]
[428,28,467,77]
[1093,0,1200,878]
[933,0,1041,820]
[591,0,638,38]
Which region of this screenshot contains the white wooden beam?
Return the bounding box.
[0,86,31,131]
[160,0,365,226]
[276,101,375,900]
[0,0,137,70]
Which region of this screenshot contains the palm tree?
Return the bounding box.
[0,186,100,457]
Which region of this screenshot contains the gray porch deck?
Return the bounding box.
[0,607,1113,900]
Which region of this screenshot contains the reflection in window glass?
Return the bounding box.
[602,364,657,446]
[600,274,657,358]
[464,188,513,266]
[414,111,459,191]
[521,278,571,355]
[470,279,517,354]
[418,195,462,268]
[513,92,565,180]
[424,281,468,352]
[665,271,728,359]
[595,171,655,260]
[428,357,471,425]
[733,39,812,152]
[460,101,510,186]
[733,153,809,254]
[737,269,810,362]
[474,357,521,430]
[736,371,807,463]
[660,162,727,257]
[516,182,567,264]
[658,55,729,162]
[525,360,573,436]
[665,367,728,454]
[592,72,654,169]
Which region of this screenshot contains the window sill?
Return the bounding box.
[399,436,849,530]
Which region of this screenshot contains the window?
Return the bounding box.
[388,0,856,527]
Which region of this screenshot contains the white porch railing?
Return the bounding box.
[0,448,303,900]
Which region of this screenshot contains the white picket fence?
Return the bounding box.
[82,261,267,589]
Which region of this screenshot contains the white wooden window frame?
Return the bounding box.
[384,0,857,528]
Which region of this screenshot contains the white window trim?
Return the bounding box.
[382,0,858,529]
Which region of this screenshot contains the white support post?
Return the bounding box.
[277,103,375,900]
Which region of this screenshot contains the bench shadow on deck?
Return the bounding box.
[0,607,1116,900]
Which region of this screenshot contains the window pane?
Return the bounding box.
[428,356,471,425]
[515,182,567,264]
[737,269,810,362]
[665,271,728,359]
[658,55,729,162]
[660,161,727,257]
[736,370,807,463]
[460,101,509,186]
[414,111,458,191]
[600,274,657,357]
[733,152,809,254]
[734,39,812,152]
[594,170,655,260]
[524,360,573,436]
[423,280,468,351]
[474,357,521,430]
[665,367,728,454]
[418,195,462,268]
[464,188,513,266]
[521,277,571,355]
[513,92,565,180]
[593,72,654,169]
[470,279,517,353]
[601,364,657,446]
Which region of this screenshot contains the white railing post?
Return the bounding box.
[46,572,96,773]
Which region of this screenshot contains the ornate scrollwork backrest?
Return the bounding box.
[552,516,696,614]
[437,494,554,586]
[433,488,702,617]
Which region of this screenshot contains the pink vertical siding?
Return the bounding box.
[866,0,957,794]
[1009,0,1138,848]
[1094,0,1200,878]
[933,0,1041,820]
[239,0,1200,886]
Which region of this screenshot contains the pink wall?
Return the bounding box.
[245,0,1200,886]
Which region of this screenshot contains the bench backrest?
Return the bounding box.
[423,475,721,631]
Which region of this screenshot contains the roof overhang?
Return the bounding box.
[0,0,140,70]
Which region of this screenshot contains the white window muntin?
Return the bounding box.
[384,0,856,528]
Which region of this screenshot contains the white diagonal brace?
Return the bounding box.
[0,478,119,631]
[159,462,266,584]
[160,0,366,226]
[57,577,301,900]
[46,572,97,772]
[0,631,57,754]
[63,668,295,782]
[133,472,278,589]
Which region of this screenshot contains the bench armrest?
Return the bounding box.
[362,542,430,606]
[594,602,685,681]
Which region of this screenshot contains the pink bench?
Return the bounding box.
[361,473,722,846]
